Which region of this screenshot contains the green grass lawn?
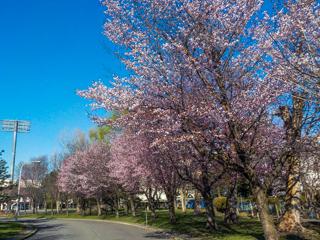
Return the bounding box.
[0,222,26,239]
[18,210,319,240]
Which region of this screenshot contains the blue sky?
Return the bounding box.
[0,0,125,176]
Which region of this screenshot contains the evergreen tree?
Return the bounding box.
[0,158,10,202]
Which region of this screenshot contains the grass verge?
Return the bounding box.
[0,221,26,239]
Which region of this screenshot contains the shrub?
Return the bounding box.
[214,197,227,212]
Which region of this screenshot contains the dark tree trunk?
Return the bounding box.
[114,197,120,218]
[166,193,177,224]
[194,190,201,216]
[150,205,156,221]
[224,179,238,224]
[81,199,86,216]
[51,200,54,215]
[66,197,69,216]
[124,197,129,215]
[203,194,218,230]
[44,200,47,215]
[77,198,86,216]
[23,198,26,215]
[32,200,36,214]
[125,203,129,215]
[147,199,157,222]
[145,188,158,221]
[254,186,279,240]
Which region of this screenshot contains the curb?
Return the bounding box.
[19,226,38,240]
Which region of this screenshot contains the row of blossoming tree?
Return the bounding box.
[58,1,319,240]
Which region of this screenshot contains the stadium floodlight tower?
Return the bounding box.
[0,120,31,182]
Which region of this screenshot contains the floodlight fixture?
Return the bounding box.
[1,120,31,133]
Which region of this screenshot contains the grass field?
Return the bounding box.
[0,221,26,239]
[18,210,320,240]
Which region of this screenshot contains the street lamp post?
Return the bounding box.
[16,160,40,216]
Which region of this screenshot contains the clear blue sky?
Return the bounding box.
[0,0,125,176]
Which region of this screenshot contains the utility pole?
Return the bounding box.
[0,120,31,182]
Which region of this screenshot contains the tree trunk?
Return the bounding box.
[203,194,218,230]
[254,186,279,240]
[44,200,47,215]
[167,193,177,224]
[150,205,156,221]
[51,200,54,215]
[23,198,26,215]
[96,197,102,216]
[194,190,201,215]
[278,97,304,233]
[278,156,303,232]
[81,199,86,216]
[124,198,129,215]
[76,197,81,214]
[146,199,157,222]
[56,200,61,214]
[66,197,69,216]
[129,195,136,217]
[225,196,238,224]
[32,200,36,214]
[224,180,238,224]
[145,188,157,221]
[115,197,119,218]
[180,188,187,214]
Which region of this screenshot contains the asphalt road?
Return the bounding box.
[19,219,170,240]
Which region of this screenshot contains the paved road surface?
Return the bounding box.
[19,219,169,240]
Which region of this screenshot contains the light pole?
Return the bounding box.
[16,160,40,216]
[0,120,31,182]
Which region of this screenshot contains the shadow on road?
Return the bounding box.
[145,231,171,239]
[18,219,72,240]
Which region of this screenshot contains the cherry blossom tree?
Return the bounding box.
[110,131,180,223]
[258,0,320,232]
[58,142,114,216]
